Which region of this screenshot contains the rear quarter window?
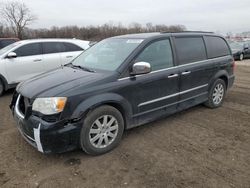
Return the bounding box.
[204,36,230,58]
[62,42,83,52]
[174,37,207,65]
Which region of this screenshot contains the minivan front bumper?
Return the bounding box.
[12,95,82,154]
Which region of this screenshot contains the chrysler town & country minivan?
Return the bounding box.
[10,32,235,155]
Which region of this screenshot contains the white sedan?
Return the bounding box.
[0,38,90,95]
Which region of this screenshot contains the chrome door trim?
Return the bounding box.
[138,84,208,107]
[134,92,208,118]
[138,93,179,107]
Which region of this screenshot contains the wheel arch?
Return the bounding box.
[71,93,133,130]
[209,70,229,90]
[218,75,228,89]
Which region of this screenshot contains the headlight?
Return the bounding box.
[32,97,67,115]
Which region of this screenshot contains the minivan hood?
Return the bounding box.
[17,67,112,98]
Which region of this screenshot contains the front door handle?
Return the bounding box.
[33,59,42,62]
[168,74,178,78]
[181,71,191,75]
[66,56,73,58]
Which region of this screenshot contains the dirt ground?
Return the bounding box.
[0,60,250,188]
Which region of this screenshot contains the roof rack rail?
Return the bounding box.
[160,31,214,34]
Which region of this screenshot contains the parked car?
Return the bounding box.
[229,41,250,61]
[0,39,90,95]
[10,32,235,155]
[0,38,19,49]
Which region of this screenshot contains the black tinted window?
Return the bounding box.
[43,42,64,54]
[0,39,16,48]
[135,39,173,71]
[205,36,230,58]
[63,42,82,52]
[244,43,249,48]
[175,37,207,64]
[14,43,42,57]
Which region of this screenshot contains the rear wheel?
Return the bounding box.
[0,80,4,96]
[205,79,226,108]
[80,105,124,155]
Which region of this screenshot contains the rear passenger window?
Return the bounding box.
[135,39,173,71]
[205,36,230,58]
[14,43,42,57]
[43,42,64,54]
[175,37,207,64]
[62,42,83,52]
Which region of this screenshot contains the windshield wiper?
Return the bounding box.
[65,63,95,73]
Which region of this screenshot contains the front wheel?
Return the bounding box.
[80,105,124,155]
[205,79,226,108]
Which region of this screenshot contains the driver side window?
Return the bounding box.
[14,43,42,57]
[135,39,173,71]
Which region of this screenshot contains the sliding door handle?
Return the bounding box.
[168,74,178,78]
[181,71,191,75]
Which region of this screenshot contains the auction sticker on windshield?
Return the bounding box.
[126,39,144,44]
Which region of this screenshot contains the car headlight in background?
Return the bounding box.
[32,97,67,115]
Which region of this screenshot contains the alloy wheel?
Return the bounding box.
[89,115,119,149]
[212,83,224,105]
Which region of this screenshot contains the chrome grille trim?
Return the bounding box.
[15,94,25,119]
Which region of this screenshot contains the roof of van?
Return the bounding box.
[113,31,217,39]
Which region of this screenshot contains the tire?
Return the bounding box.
[239,53,244,61]
[80,105,124,155]
[0,80,4,96]
[204,79,226,108]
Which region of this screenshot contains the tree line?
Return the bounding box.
[0,23,186,41]
[0,1,186,41]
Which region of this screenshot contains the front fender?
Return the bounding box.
[71,93,133,127]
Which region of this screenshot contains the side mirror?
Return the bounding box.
[131,62,151,75]
[7,52,17,59]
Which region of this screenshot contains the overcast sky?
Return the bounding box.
[2,0,250,34]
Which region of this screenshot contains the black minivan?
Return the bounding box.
[10,32,235,155]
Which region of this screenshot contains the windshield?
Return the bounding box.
[0,42,19,56]
[72,38,143,71]
[230,42,243,49]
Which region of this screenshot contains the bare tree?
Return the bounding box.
[1,1,37,39]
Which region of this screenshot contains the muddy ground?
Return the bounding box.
[0,60,250,188]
